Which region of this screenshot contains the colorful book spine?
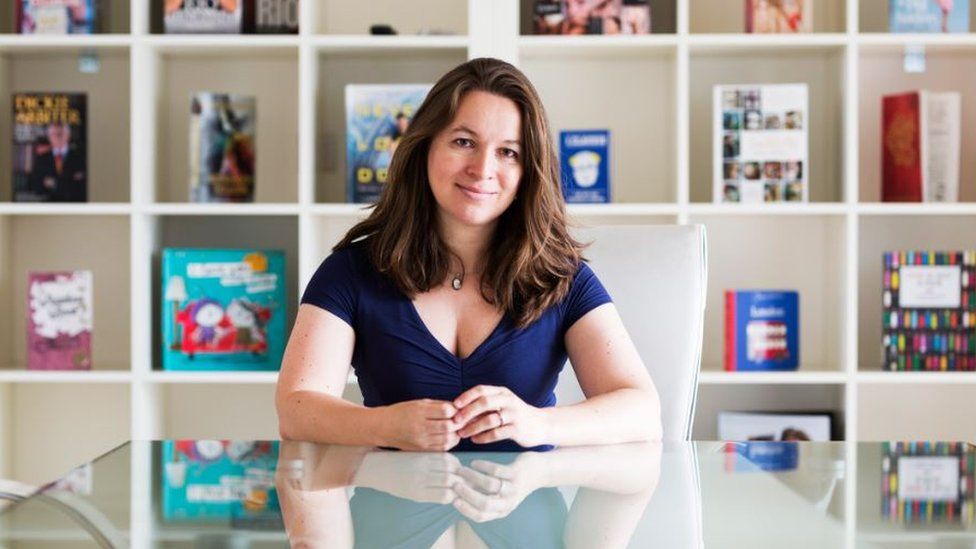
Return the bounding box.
[882,251,976,372]
[725,290,800,371]
[27,271,93,370]
[881,441,976,525]
[560,129,610,203]
[189,93,256,203]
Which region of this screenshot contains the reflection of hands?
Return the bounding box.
[353,451,464,504]
[453,385,548,447]
[451,453,546,522]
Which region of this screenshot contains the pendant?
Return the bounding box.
[452,276,462,291]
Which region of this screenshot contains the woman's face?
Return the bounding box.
[427,90,523,230]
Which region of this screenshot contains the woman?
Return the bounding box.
[276,57,661,451]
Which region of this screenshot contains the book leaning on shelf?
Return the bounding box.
[889,0,970,33]
[189,93,256,203]
[882,91,961,202]
[882,251,976,371]
[533,0,651,35]
[713,84,808,203]
[345,84,431,203]
[725,290,799,371]
[17,0,98,34]
[12,92,87,202]
[560,129,610,203]
[161,249,285,371]
[27,270,93,370]
[745,0,812,33]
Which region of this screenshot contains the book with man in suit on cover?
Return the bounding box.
[12,92,87,202]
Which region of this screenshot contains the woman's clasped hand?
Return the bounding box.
[381,385,549,451]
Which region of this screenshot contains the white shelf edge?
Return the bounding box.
[145,371,279,384]
[857,203,976,215]
[568,203,681,216]
[0,203,131,215]
[699,371,848,385]
[858,33,976,48]
[857,372,976,384]
[0,35,132,48]
[518,34,678,56]
[143,203,301,216]
[311,34,469,52]
[687,33,848,49]
[687,203,848,216]
[309,203,374,216]
[143,35,300,50]
[0,371,133,383]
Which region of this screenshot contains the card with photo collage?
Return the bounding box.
[713,84,808,204]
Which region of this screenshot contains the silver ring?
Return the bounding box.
[496,410,506,427]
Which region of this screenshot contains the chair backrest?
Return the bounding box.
[554,224,708,442]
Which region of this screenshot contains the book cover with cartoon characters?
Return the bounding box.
[161,249,285,371]
[27,270,93,370]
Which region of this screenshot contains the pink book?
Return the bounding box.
[27,271,93,370]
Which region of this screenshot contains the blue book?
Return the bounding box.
[161,440,280,524]
[725,290,799,371]
[345,84,431,203]
[889,0,970,33]
[161,249,286,371]
[560,129,610,203]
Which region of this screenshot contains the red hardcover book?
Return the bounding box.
[725,291,736,371]
[882,92,923,202]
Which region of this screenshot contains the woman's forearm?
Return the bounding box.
[539,388,662,447]
[277,390,389,446]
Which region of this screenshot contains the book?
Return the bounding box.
[881,442,976,525]
[560,129,610,203]
[12,92,87,202]
[723,441,799,472]
[189,93,256,203]
[27,271,93,370]
[17,0,97,34]
[882,91,961,203]
[713,84,808,203]
[161,440,281,526]
[725,290,799,371]
[161,249,286,371]
[250,0,298,33]
[889,0,970,33]
[881,251,976,372]
[164,0,242,33]
[718,411,832,441]
[345,84,431,203]
[745,0,812,33]
[533,0,635,35]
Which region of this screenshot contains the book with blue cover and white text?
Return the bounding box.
[725,290,800,371]
[560,129,610,203]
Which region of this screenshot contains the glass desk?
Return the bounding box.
[1,441,973,548]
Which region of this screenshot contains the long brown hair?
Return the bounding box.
[335,57,584,328]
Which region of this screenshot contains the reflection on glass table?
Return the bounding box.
[1,440,975,547]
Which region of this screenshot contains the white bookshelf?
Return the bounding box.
[0,3,973,532]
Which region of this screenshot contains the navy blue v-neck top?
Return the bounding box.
[300,240,612,452]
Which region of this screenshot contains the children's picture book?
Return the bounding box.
[889,0,970,33]
[161,440,281,527]
[881,441,976,525]
[12,92,87,202]
[534,0,648,35]
[560,129,610,203]
[725,290,799,371]
[164,0,243,33]
[345,84,431,203]
[17,0,97,33]
[162,249,285,371]
[718,411,833,441]
[745,0,812,33]
[882,91,960,203]
[882,251,976,372]
[189,93,256,203]
[713,84,808,203]
[27,270,93,371]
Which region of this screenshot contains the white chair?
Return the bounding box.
[555,224,708,441]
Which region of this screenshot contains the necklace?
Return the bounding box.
[452,274,463,291]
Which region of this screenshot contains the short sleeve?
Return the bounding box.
[300,248,359,328]
[561,262,613,332]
